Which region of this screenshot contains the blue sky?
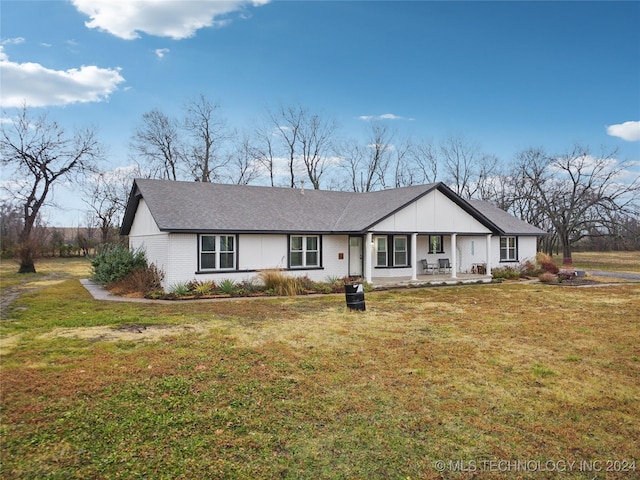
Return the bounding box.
[1,0,639,226]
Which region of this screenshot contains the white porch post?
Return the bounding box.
[486,234,492,276]
[365,232,373,284]
[451,233,457,279]
[411,233,418,281]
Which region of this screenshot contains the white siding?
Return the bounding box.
[372,190,491,234]
[491,235,538,268]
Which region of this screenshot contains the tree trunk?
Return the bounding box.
[560,232,572,265]
[17,241,36,273]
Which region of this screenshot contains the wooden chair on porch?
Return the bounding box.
[438,258,451,274]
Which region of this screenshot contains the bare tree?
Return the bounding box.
[253,120,278,187]
[226,132,263,185]
[392,138,415,187]
[298,111,337,189]
[439,135,481,198]
[336,121,394,192]
[411,140,439,184]
[131,109,183,181]
[83,166,141,244]
[183,94,229,182]
[515,145,639,263]
[1,105,102,273]
[269,105,303,188]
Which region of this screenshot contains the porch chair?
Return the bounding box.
[438,258,451,274]
[421,259,435,274]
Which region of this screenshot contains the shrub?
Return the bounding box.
[258,269,303,296]
[218,279,238,295]
[91,244,147,285]
[541,260,559,274]
[538,272,557,284]
[108,263,165,296]
[191,280,216,296]
[169,282,192,297]
[491,266,521,280]
[520,260,541,277]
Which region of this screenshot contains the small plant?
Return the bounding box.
[218,278,238,295]
[538,272,557,284]
[258,269,302,295]
[238,278,263,294]
[169,282,192,297]
[192,281,216,296]
[491,266,521,280]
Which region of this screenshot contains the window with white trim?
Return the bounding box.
[375,236,388,267]
[500,236,517,261]
[394,236,408,266]
[290,235,320,268]
[200,235,236,270]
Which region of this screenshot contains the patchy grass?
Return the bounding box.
[555,251,640,272]
[1,256,639,479]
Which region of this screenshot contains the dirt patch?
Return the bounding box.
[38,323,213,343]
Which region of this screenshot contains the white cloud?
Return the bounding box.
[155,48,170,59]
[0,46,125,108]
[71,0,271,40]
[358,113,410,121]
[606,121,640,142]
[1,37,25,46]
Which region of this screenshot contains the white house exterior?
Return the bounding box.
[120,179,546,290]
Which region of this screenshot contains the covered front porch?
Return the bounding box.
[370,271,493,289]
[361,232,495,284]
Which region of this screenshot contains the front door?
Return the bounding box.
[349,236,363,277]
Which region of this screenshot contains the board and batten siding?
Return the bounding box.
[371,189,491,234]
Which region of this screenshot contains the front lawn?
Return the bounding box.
[1,257,638,479]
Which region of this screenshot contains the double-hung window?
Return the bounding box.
[375,236,388,267]
[200,235,236,270]
[428,235,444,254]
[394,236,408,266]
[500,236,517,262]
[290,235,320,268]
[374,235,409,267]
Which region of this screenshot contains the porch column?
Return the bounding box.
[451,233,457,279]
[411,233,418,281]
[365,232,373,284]
[486,234,492,276]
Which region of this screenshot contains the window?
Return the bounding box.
[200,235,216,269]
[429,235,444,254]
[375,236,387,267]
[394,236,407,266]
[500,236,517,261]
[219,235,235,269]
[200,235,236,270]
[290,235,320,268]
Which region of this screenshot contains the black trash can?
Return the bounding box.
[345,283,365,311]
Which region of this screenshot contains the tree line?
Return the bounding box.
[2,98,639,273]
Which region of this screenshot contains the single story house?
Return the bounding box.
[120,179,546,290]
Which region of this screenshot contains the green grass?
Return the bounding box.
[1,256,639,479]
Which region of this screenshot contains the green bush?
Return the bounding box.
[491,266,521,280]
[91,244,147,285]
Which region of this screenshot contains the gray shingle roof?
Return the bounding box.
[120,179,545,236]
[469,200,547,236]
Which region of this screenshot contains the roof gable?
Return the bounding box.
[120,179,543,237]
